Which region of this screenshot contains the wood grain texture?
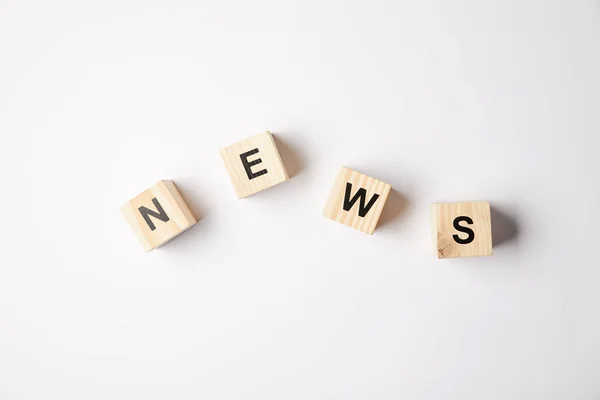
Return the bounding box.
[431,201,493,259]
[220,131,289,198]
[120,180,197,252]
[323,167,391,234]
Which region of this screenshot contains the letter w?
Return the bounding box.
[138,198,170,231]
[342,183,380,218]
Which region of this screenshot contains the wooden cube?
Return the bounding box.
[220,131,289,198]
[323,167,391,234]
[431,201,493,259]
[121,180,197,251]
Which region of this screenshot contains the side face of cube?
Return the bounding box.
[220,131,289,198]
[431,201,493,259]
[121,180,197,251]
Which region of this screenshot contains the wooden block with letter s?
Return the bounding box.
[121,180,197,251]
[220,131,289,198]
[431,201,493,258]
[323,167,391,234]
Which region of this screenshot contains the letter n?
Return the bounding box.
[138,198,170,231]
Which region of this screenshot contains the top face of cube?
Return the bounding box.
[323,167,391,235]
[220,131,289,198]
[431,201,492,259]
[120,180,197,251]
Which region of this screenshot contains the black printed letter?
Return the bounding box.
[342,182,380,218]
[138,198,170,231]
[240,148,268,180]
[452,216,475,244]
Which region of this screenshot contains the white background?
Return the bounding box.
[1,0,599,398]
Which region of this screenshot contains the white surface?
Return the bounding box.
[1,0,599,398]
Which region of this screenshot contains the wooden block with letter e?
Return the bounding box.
[220,131,289,198]
[431,201,493,258]
[121,180,197,251]
[323,167,391,234]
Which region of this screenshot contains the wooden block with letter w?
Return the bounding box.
[121,180,197,251]
[323,167,391,234]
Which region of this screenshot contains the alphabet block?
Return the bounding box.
[220,131,289,198]
[323,167,391,234]
[121,180,197,251]
[431,201,492,258]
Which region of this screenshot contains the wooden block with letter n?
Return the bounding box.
[323,167,391,234]
[431,201,493,259]
[121,180,197,251]
[220,131,289,198]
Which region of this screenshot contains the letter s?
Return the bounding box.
[453,216,475,244]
